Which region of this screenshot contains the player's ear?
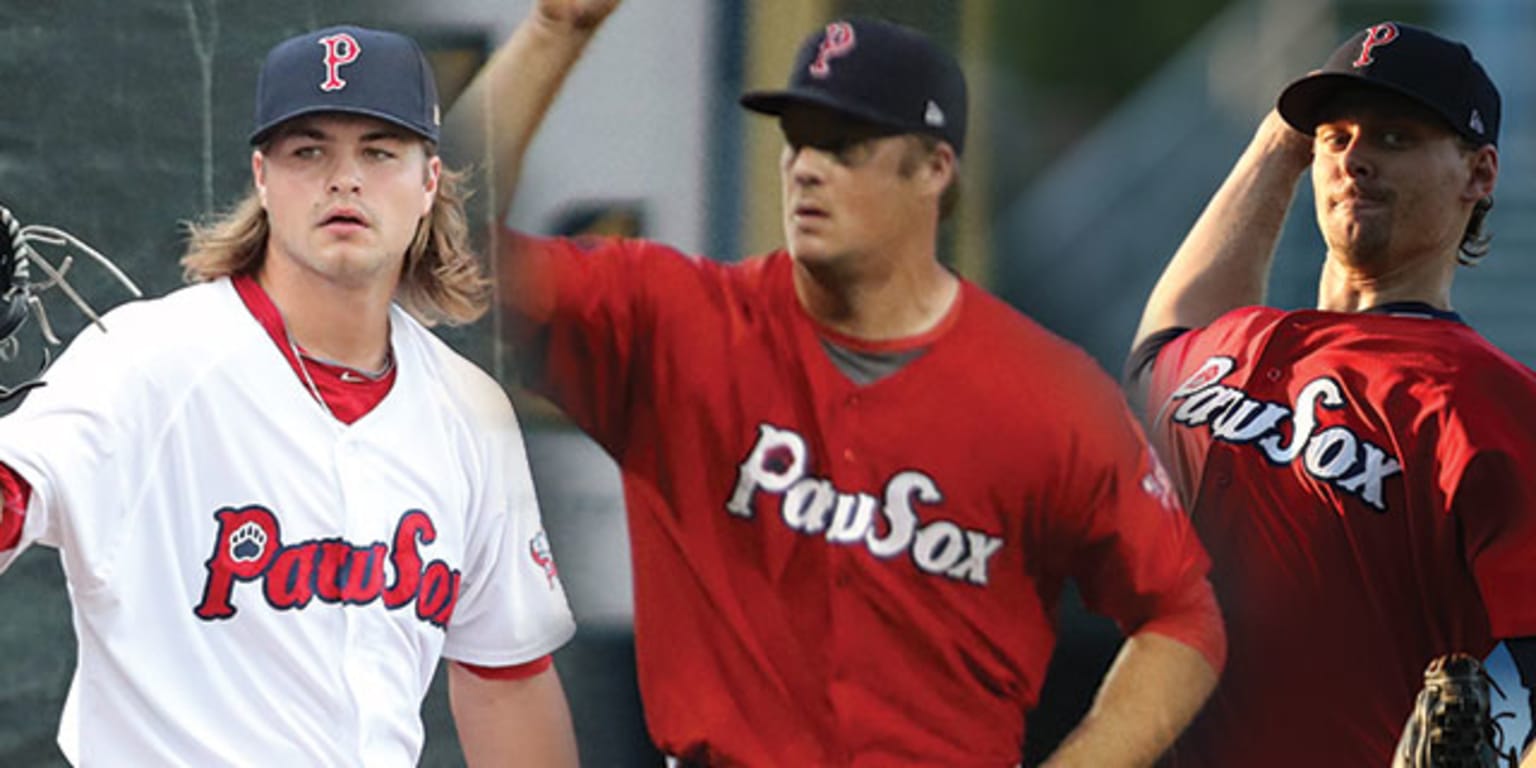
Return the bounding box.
[252,150,270,209]
[1463,144,1497,203]
[421,154,441,217]
[921,141,957,199]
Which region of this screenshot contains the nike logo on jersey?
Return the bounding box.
[193,505,461,627]
[1166,356,1403,511]
[726,423,1005,586]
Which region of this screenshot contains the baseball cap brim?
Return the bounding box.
[250,105,438,146]
[1277,71,1472,142]
[740,88,914,136]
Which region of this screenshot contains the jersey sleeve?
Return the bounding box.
[0,462,37,574]
[1050,374,1225,671]
[1123,326,1192,417]
[1143,326,1218,422]
[1450,438,1536,640]
[441,393,576,666]
[0,316,147,585]
[501,230,709,455]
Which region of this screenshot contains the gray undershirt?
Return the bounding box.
[818,337,927,386]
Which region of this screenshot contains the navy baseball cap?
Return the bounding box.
[1278,22,1500,147]
[250,25,441,145]
[740,18,968,155]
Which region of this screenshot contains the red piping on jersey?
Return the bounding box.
[0,461,32,552]
[231,274,396,425]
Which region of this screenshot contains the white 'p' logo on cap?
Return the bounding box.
[318,32,362,92]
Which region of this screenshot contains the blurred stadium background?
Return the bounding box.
[0,0,1530,764]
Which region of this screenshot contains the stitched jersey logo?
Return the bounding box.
[194,505,461,628]
[1163,356,1403,512]
[726,423,1005,586]
[529,530,558,589]
[1141,448,1179,511]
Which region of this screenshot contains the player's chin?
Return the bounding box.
[787,245,836,269]
[1328,228,1394,267]
[311,246,394,280]
[786,231,832,260]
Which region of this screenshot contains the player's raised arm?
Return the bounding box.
[444,0,622,221]
[1131,110,1312,352]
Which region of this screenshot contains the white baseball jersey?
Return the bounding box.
[0,278,575,766]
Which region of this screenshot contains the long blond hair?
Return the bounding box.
[181,154,489,326]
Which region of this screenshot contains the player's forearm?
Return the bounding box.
[443,9,609,221]
[1041,632,1218,768]
[1132,110,1312,349]
[448,661,579,767]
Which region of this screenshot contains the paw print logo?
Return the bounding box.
[229,522,267,563]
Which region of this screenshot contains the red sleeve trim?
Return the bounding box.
[454,655,553,681]
[1133,577,1227,675]
[0,461,33,552]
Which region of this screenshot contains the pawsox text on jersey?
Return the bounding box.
[726,423,1005,586]
[193,505,462,627]
[1164,355,1403,511]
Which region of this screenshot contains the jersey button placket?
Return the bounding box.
[841,391,860,463]
[828,548,855,764]
[337,437,382,759]
[836,401,861,565]
[1207,451,1234,489]
[831,389,869,763]
[333,438,369,533]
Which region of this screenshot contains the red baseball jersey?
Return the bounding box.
[1145,305,1536,767]
[511,234,1220,765]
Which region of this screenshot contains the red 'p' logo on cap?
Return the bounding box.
[1352,23,1399,68]
[318,32,362,92]
[809,22,856,79]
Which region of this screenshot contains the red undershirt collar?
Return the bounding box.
[231,274,396,425]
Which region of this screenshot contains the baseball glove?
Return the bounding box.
[0,204,31,343]
[0,202,143,401]
[1392,652,1520,768]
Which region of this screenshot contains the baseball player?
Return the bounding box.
[1127,22,1536,766]
[0,25,577,766]
[447,1,1225,764]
